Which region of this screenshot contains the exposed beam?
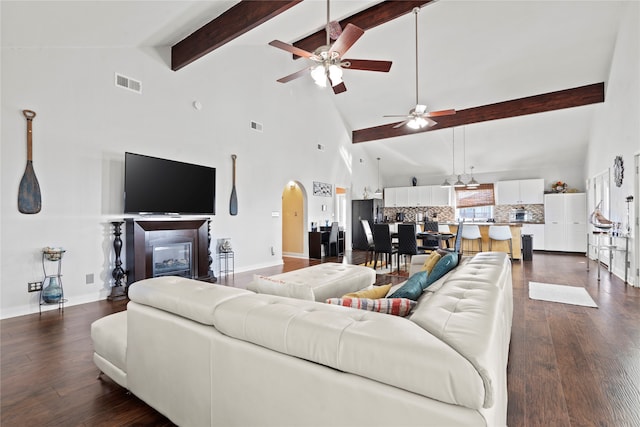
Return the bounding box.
[292,1,435,57]
[172,0,302,71]
[352,82,605,144]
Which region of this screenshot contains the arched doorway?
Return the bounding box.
[282,181,306,256]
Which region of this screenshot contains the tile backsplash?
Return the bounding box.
[383,204,544,223]
[383,206,455,223]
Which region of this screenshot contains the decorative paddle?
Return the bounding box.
[229,154,238,215]
[18,110,42,214]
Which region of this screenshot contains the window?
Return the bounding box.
[455,184,495,221]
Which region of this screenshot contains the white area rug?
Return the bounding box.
[529,282,598,308]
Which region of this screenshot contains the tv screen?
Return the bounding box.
[124,152,216,215]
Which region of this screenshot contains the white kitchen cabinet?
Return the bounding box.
[544,193,587,252]
[520,224,545,250]
[496,179,544,205]
[407,186,431,206]
[384,187,397,207]
[430,185,450,206]
[385,187,410,207]
[386,186,449,207]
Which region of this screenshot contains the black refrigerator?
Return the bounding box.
[352,199,384,250]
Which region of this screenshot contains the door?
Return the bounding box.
[282,182,304,255]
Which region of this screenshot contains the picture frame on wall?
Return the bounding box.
[313,181,332,197]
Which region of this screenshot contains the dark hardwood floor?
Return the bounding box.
[1,251,638,426]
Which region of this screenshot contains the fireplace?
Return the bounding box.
[152,242,192,278]
[125,218,215,287]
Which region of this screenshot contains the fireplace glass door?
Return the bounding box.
[152,242,193,278]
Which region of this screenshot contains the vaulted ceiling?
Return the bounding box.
[1,0,627,182]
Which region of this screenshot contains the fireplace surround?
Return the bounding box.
[125,218,216,288]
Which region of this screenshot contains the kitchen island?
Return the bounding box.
[448,223,526,260]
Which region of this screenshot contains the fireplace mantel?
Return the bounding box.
[125,217,216,287]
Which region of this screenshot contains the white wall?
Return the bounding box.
[586,1,639,285]
[1,43,353,318]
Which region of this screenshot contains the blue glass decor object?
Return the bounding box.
[42,276,62,303]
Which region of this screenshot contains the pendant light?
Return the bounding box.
[374,157,383,195]
[463,127,479,187]
[467,166,479,188]
[440,128,455,187]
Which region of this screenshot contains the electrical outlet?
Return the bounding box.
[28,282,43,292]
[86,273,94,284]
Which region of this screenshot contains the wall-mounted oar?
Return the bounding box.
[18,110,42,214]
[229,154,238,215]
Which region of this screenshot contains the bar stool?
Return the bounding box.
[488,225,513,259]
[461,224,483,254]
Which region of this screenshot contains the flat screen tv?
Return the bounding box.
[124,152,216,215]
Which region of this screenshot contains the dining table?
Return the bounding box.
[389,230,454,249]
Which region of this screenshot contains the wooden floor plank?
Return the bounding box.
[1,251,639,426]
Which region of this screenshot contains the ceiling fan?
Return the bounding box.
[384,7,455,129]
[268,0,392,94]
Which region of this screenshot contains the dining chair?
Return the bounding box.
[420,220,440,252]
[397,223,425,272]
[489,225,513,259]
[360,219,375,265]
[372,223,398,271]
[437,224,453,248]
[323,222,341,257]
[461,224,482,254]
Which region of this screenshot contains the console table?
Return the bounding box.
[309,228,345,259]
[587,231,630,283]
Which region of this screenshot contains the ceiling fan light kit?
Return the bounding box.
[384,7,455,129]
[269,0,392,94]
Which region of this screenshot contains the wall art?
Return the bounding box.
[313,181,332,197]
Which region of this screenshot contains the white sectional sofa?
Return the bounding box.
[91,252,513,427]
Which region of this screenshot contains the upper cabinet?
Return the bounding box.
[385,186,450,207]
[496,179,544,205]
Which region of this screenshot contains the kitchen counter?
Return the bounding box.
[449,223,523,260]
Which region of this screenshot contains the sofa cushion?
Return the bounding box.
[251,275,315,301]
[426,252,459,290]
[387,271,427,300]
[343,283,391,299]
[326,297,416,316]
[421,252,441,273]
[248,263,376,302]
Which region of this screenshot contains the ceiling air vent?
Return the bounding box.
[250,121,263,132]
[115,73,142,94]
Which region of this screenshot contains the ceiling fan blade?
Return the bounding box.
[393,119,412,129]
[425,109,456,118]
[329,23,364,56]
[269,40,314,58]
[425,117,438,127]
[341,59,392,72]
[383,114,411,118]
[332,81,347,94]
[276,66,312,83]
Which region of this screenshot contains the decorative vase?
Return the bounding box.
[43,276,62,303]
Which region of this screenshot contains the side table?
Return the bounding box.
[217,251,234,282]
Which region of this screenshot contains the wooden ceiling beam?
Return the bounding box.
[292,1,435,58]
[352,82,605,143]
[172,0,302,71]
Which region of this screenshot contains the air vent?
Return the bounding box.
[317,144,325,151]
[250,121,263,132]
[115,73,142,94]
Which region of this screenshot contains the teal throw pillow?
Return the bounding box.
[387,271,427,300]
[426,253,459,287]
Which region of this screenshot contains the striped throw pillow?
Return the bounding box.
[326,297,416,317]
